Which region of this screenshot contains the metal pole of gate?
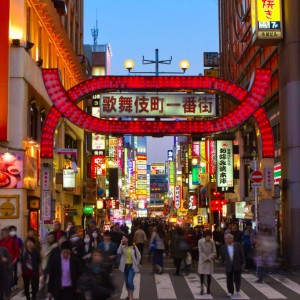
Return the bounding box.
[250,158,258,230]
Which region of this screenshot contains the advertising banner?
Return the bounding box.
[0,152,23,189]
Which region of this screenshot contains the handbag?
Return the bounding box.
[149,237,157,252]
[185,252,192,265]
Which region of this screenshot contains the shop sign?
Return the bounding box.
[263,167,273,190]
[167,150,173,161]
[41,166,50,191]
[91,155,106,178]
[104,199,119,209]
[206,140,217,175]
[169,161,175,184]
[99,93,216,117]
[41,191,51,221]
[92,134,105,150]
[83,206,93,215]
[203,52,219,67]
[0,152,24,189]
[151,163,165,175]
[174,185,181,208]
[204,69,219,77]
[192,166,201,185]
[188,194,197,210]
[63,169,76,188]
[251,0,283,45]
[216,140,234,192]
[235,201,246,219]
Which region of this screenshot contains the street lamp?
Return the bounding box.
[124,48,190,76]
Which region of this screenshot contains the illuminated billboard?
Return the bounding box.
[251,0,283,45]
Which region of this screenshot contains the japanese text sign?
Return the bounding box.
[99,93,216,117]
[216,140,234,192]
[251,0,283,44]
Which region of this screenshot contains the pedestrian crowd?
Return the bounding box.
[0,219,278,300]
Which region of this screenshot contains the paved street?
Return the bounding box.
[11,255,300,300]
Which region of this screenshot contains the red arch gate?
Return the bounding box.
[41,69,274,158]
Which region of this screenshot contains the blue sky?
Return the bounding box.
[83,0,219,162]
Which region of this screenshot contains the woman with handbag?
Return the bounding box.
[117,235,141,300]
[198,230,216,295]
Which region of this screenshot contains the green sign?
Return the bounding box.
[83,206,93,215]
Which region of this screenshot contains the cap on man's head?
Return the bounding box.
[60,240,72,251]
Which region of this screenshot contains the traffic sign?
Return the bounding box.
[251,182,263,188]
[250,170,263,183]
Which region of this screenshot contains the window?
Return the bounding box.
[40,109,47,130]
[26,6,31,43]
[38,26,42,61]
[272,123,280,144]
[29,101,38,140]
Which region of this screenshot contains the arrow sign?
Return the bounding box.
[250,170,263,183]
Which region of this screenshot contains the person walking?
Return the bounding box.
[242,222,257,271]
[213,225,223,260]
[79,234,94,266]
[9,225,23,291]
[198,230,216,295]
[0,227,20,293]
[231,223,242,243]
[40,231,58,297]
[149,224,166,274]
[47,240,82,300]
[52,221,67,242]
[20,238,41,300]
[97,231,117,273]
[0,246,10,300]
[170,226,189,276]
[255,226,277,283]
[77,249,114,300]
[133,225,147,264]
[221,233,245,298]
[117,235,141,300]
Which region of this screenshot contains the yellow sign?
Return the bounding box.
[257,0,281,22]
[204,69,219,77]
[251,0,283,44]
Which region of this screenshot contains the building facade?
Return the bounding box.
[0,0,87,238]
[219,0,300,268]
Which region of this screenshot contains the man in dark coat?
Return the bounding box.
[47,240,82,300]
[0,246,10,300]
[221,233,245,297]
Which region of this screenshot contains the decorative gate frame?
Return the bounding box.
[41,69,274,158]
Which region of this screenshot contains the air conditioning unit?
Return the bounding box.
[53,0,67,16]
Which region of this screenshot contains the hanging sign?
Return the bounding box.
[216,140,234,192]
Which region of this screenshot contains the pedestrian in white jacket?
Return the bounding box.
[117,235,141,300]
[198,230,216,295]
